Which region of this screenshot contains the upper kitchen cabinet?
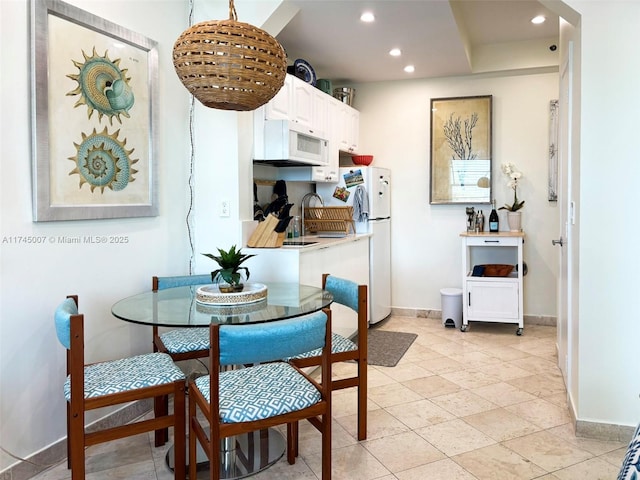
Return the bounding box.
[264,74,293,121]
[328,96,359,154]
[253,73,358,182]
[257,74,326,140]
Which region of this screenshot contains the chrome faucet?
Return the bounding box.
[301,192,324,236]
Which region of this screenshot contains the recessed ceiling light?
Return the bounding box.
[404,65,415,73]
[360,12,375,22]
[389,48,401,57]
[531,15,546,24]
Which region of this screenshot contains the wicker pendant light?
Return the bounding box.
[172,0,287,111]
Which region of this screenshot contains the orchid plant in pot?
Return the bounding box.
[498,162,524,231]
[202,245,255,293]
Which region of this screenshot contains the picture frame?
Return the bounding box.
[548,99,559,202]
[430,95,492,205]
[31,0,159,221]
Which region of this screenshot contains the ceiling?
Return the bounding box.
[274,0,559,84]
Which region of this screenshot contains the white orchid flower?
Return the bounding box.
[501,163,513,175]
[500,162,525,211]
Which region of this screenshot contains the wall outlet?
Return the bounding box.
[220,199,230,217]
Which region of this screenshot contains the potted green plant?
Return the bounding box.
[202,245,255,293]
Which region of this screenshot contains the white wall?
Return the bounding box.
[353,73,559,317]
[0,0,283,471]
[0,0,184,471]
[562,0,640,429]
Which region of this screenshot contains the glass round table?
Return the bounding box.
[112,281,332,327]
[111,281,333,479]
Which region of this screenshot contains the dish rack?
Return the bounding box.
[304,206,355,235]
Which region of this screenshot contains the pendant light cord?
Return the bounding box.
[229,0,237,20]
[186,0,196,274]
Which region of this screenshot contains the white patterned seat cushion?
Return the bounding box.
[64,352,185,400]
[194,362,321,423]
[288,332,356,360]
[160,328,210,354]
[618,422,640,479]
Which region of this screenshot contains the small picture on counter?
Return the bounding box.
[332,186,350,202]
[343,169,364,188]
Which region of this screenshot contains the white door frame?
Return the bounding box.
[556,42,574,392]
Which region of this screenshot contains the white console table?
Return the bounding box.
[460,232,525,335]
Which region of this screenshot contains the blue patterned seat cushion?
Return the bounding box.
[288,332,356,360]
[194,362,321,423]
[64,352,185,400]
[618,422,640,480]
[160,328,210,354]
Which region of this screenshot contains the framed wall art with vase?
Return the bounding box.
[430,95,492,205]
[31,0,158,221]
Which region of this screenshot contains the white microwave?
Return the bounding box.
[254,120,329,167]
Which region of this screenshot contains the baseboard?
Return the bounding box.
[575,419,636,443]
[1,399,152,480]
[390,307,557,326]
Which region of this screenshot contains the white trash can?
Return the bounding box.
[441,288,463,329]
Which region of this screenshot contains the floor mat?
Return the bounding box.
[367,329,417,367]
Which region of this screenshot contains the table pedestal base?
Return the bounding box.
[166,428,286,479]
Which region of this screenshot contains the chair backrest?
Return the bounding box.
[216,310,328,365]
[153,274,211,291]
[55,296,79,350]
[323,274,366,314]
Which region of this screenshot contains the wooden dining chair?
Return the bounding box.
[151,274,212,362]
[151,274,211,445]
[289,273,368,440]
[189,310,332,480]
[54,295,186,480]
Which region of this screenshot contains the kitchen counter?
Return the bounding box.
[244,233,371,340]
[244,232,371,278]
[245,232,371,252]
[279,232,371,250]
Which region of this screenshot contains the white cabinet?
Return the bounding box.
[299,238,369,287]
[245,237,370,288]
[291,77,314,131]
[346,106,360,153]
[261,75,326,138]
[325,96,359,179]
[264,75,293,121]
[277,165,338,183]
[329,97,359,154]
[254,74,358,182]
[244,237,370,338]
[311,87,328,141]
[461,232,524,335]
[466,280,519,320]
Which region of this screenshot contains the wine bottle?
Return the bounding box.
[489,200,499,232]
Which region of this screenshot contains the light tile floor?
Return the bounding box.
[30,315,628,480]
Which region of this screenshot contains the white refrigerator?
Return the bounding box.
[317,167,391,324]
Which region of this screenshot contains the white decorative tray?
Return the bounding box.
[195,283,268,305]
[196,298,267,315]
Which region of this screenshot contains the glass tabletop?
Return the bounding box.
[111,282,333,327]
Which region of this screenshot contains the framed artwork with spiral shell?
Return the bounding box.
[31,0,158,221]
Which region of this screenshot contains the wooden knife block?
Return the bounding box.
[247,214,285,248]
